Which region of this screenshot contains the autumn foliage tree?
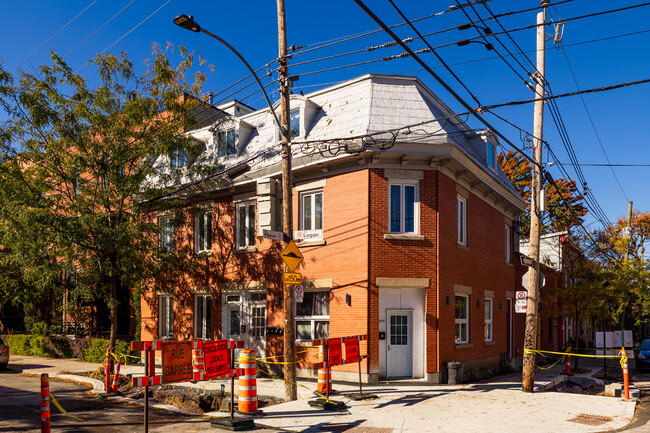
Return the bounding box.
[498,150,587,237]
[0,47,210,350]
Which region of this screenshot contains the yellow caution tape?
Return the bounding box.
[256,368,335,404]
[255,349,314,362]
[49,392,85,423]
[524,348,623,358]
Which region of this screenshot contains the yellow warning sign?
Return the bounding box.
[281,239,303,272]
[284,272,302,284]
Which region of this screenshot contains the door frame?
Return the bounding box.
[386,309,413,378]
[221,290,267,357]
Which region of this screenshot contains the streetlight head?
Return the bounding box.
[173,14,201,32]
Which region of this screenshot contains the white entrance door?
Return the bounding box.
[222,291,266,358]
[387,310,413,378]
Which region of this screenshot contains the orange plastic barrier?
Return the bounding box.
[238,349,258,413]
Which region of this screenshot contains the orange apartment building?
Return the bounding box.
[141,74,528,383]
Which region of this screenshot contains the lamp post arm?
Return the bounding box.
[200,28,284,133]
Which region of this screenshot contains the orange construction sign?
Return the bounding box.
[162,342,193,383]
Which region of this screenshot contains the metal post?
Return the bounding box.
[144,352,149,433]
[358,359,363,396]
[324,340,330,401]
[230,345,235,420]
[522,1,547,393]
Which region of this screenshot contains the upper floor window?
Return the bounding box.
[195,209,212,253]
[457,195,467,246]
[505,224,511,263]
[236,201,256,250]
[159,216,174,252]
[195,294,211,339]
[487,140,496,168]
[279,108,301,140]
[170,150,186,170]
[299,190,323,239]
[389,181,418,234]
[217,128,236,157]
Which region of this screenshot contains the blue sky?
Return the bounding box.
[1,0,649,232]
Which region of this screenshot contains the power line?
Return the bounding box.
[12,0,99,72]
[63,0,137,59]
[552,163,650,167]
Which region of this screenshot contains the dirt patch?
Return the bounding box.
[552,381,605,395]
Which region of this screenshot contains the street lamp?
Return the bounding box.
[173,14,284,133]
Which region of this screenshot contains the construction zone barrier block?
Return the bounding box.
[238,349,258,413]
[317,368,332,393]
[131,375,163,387]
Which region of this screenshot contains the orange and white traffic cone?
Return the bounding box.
[238,349,258,413]
[40,373,51,433]
[565,344,572,375]
[111,361,121,393]
[105,348,112,393]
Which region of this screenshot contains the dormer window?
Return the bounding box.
[487,140,496,168]
[217,128,236,157]
[170,150,186,170]
[279,108,301,140]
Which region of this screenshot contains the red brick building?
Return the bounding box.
[141,74,527,383]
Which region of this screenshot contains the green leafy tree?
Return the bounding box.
[0,47,211,351]
[498,150,587,237]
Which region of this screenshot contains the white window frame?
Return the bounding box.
[505,224,511,263]
[159,216,174,252]
[295,290,330,342]
[457,195,467,245]
[279,108,302,140]
[299,189,323,240]
[194,209,212,253]
[455,294,469,344]
[159,295,174,339]
[194,294,211,340]
[236,200,256,250]
[388,180,419,234]
[216,128,237,157]
[485,298,493,342]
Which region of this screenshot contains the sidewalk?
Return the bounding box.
[4,354,639,432]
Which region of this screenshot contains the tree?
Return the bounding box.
[498,150,587,237]
[0,47,211,350]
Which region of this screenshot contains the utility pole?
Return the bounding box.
[277,0,297,401]
[522,0,548,393]
[624,200,633,261]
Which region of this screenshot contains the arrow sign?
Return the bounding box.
[281,240,303,272]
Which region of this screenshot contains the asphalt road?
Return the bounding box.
[0,371,218,432]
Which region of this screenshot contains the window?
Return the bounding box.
[389,181,418,234]
[296,291,330,341]
[170,150,186,170]
[487,140,496,168]
[195,209,212,253]
[195,294,211,339]
[457,195,467,245]
[236,201,256,250]
[159,295,174,339]
[159,216,174,252]
[279,108,301,140]
[455,294,469,344]
[217,128,236,157]
[485,298,493,341]
[299,190,323,239]
[505,225,511,263]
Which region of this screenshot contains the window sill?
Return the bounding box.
[455,343,474,349]
[295,340,315,347]
[456,243,471,251]
[234,247,257,254]
[384,234,426,241]
[485,341,496,346]
[505,261,513,267]
[194,251,213,257]
[298,240,326,247]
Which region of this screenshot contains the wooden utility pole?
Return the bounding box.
[522,1,548,393]
[277,0,297,401]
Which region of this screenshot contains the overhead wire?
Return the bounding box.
[12,0,99,72]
